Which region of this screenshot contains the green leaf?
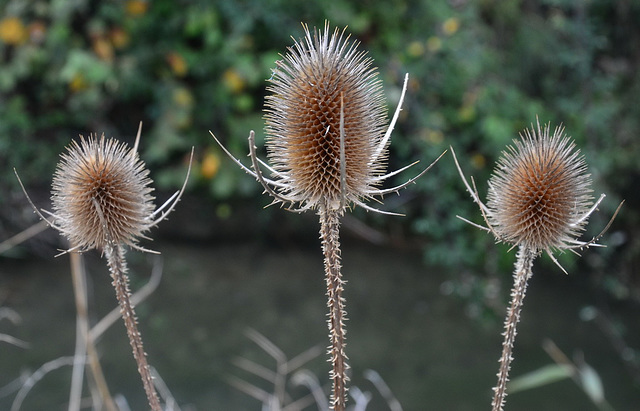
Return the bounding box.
[507,364,573,394]
[578,363,605,405]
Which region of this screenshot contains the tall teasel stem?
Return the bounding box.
[452,119,622,410]
[104,243,161,411]
[15,124,192,410]
[319,206,348,411]
[492,246,535,411]
[210,21,442,410]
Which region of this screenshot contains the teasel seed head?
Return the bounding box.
[486,121,593,254]
[51,133,155,251]
[264,22,388,212]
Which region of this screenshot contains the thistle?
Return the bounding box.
[212,22,443,410]
[15,123,192,411]
[451,119,622,411]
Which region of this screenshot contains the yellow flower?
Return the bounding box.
[442,17,460,36]
[201,151,220,179]
[93,37,114,62]
[110,27,130,49]
[172,87,194,107]
[69,74,89,92]
[0,17,28,45]
[125,0,149,17]
[470,153,485,170]
[426,36,442,53]
[222,68,245,94]
[166,52,188,77]
[406,41,424,57]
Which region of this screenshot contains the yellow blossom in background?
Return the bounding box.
[423,129,444,145]
[110,27,130,49]
[471,152,486,170]
[125,0,148,17]
[172,87,194,108]
[201,151,221,179]
[222,68,245,94]
[426,36,442,53]
[407,40,424,57]
[93,37,114,61]
[443,17,460,36]
[0,17,28,45]
[166,52,188,77]
[458,105,476,123]
[69,73,88,92]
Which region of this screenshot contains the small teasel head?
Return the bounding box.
[264,22,389,212]
[452,118,623,273]
[485,121,593,254]
[14,123,192,254]
[51,133,155,251]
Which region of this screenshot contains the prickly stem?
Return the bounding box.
[320,205,349,411]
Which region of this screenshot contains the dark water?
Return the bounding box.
[1,235,639,410]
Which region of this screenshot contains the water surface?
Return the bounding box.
[1,235,638,410]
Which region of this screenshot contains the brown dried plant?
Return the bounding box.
[212,22,443,410]
[451,119,623,411]
[15,123,192,411]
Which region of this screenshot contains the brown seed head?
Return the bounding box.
[264,22,388,211]
[51,134,155,251]
[486,122,593,253]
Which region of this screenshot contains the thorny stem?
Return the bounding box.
[104,243,161,411]
[319,205,349,411]
[492,246,536,411]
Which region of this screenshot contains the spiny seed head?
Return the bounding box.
[264,22,388,211]
[486,122,593,253]
[51,134,154,251]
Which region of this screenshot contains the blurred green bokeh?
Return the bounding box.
[1,0,638,308]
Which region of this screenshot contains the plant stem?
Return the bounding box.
[319,206,349,411]
[69,250,118,411]
[492,246,535,411]
[69,250,87,411]
[104,243,162,411]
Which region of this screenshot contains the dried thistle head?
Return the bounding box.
[210,22,443,214]
[265,22,388,211]
[486,122,593,254]
[15,123,192,254]
[51,133,155,251]
[452,119,622,272]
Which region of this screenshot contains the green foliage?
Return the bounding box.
[1,0,638,302]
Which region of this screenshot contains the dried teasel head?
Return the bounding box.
[452,119,623,272]
[486,121,593,254]
[51,133,155,251]
[15,123,192,255]
[264,22,388,212]
[210,22,443,215]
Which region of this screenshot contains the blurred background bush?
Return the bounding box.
[1,0,638,310]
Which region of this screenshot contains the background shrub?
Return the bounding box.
[1,0,638,308]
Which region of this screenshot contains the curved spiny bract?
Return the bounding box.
[264,22,388,212]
